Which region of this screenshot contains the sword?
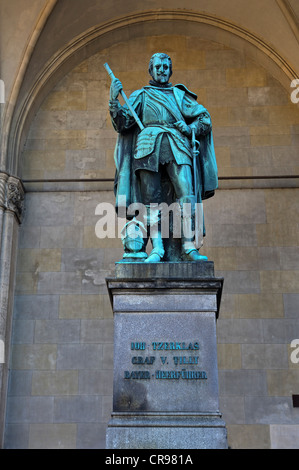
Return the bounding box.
[191,128,203,249]
[103,63,144,131]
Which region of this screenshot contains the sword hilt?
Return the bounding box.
[191,128,200,156]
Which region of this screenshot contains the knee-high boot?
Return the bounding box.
[179,196,208,261]
[144,205,165,263]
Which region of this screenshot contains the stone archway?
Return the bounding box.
[7,9,298,176]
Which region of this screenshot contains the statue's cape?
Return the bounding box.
[113,85,218,212]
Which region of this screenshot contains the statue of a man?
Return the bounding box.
[109,53,218,263]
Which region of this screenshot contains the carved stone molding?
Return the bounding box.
[0,173,25,223]
[276,0,299,43]
[6,176,25,223]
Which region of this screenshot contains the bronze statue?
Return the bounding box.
[106,53,218,263]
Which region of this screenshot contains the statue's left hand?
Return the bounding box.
[174,121,191,137]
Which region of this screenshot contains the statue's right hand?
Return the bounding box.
[110,78,123,100]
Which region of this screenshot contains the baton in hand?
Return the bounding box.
[103,63,144,131]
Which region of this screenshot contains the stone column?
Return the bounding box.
[106,262,228,449]
[0,174,24,447]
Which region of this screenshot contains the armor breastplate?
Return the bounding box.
[134,87,192,163]
[141,88,183,126]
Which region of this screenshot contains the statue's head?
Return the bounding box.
[148,53,172,85]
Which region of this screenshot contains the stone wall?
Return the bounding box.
[4,35,299,448]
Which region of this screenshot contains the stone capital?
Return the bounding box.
[0,173,25,223]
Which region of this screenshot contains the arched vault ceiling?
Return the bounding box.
[2,2,299,174]
[20,0,299,99]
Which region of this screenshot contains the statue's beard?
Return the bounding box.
[149,79,172,88]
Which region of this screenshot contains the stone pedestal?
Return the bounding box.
[106,262,227,449]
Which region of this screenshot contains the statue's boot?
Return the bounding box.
[179,196,208,262]
[144,232,165,263]
[144,205,165,263]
